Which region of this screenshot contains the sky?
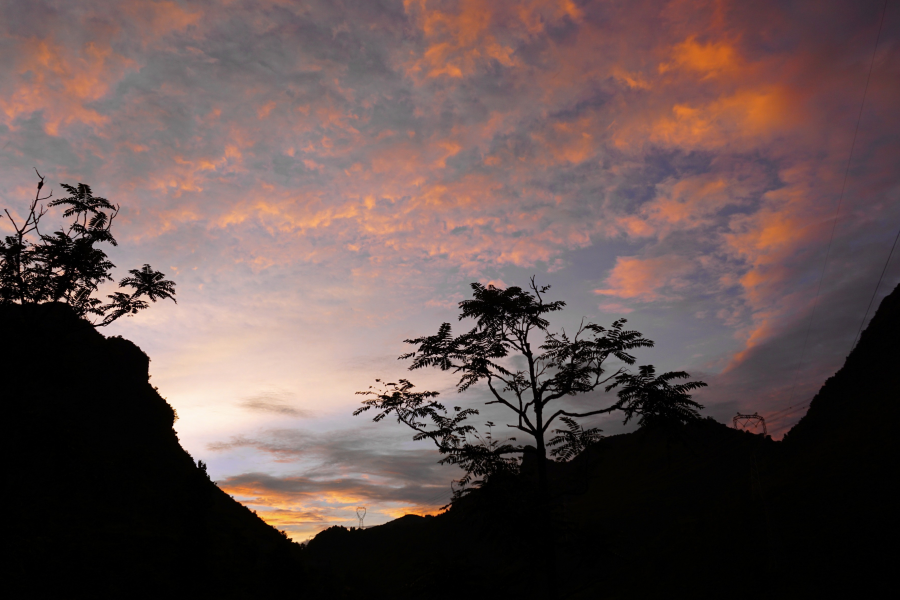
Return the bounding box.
[1,0,898,541]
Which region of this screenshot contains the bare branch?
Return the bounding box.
[486,379,536,433]
[543,405,623,433]
[4,208,19,231]
[506,424,535,436]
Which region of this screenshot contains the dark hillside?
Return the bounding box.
[767,282,900,596]
[306,421,770,599]
[784,279,900,447]
[306,284,900,599]
[0,303,305,598]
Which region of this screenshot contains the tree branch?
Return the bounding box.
[486,378,536,433]
[542,404,624,433]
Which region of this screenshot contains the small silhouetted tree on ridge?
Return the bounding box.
[355,278,707,497]
[0,170,175,325]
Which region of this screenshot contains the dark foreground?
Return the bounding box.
[1,304,304,598]
[308,283,900,599]
[3,285,898,598]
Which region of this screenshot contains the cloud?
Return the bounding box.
[238,391,311,418]
[220,471,451,506]
[659,36,740,78]
[595,255,696,302]
[209,425,459,538]
[597,301,634,315]
[209,426,450,481]
[218,470,454,540]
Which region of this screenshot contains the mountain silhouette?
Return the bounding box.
[770,280,900,597]
[4,283,896,598]
[306,283,900,599]
[1,303,304,598]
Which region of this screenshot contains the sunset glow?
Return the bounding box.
[1,0,897,541]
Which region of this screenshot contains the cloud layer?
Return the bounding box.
[209,426,458,538]
[2,0,898,535]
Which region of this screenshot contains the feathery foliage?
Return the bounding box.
[354,380,518,497]
[357,278,706,495]
[0,170,176,326]
[606,365,707,428]
[547,416,604,462]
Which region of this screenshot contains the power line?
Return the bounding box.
[766,402,809,420]
[421,489,451,505]
[850,224,900,351]
[767,404,809,423]
[768,402,805,416]
[785,0,888,405]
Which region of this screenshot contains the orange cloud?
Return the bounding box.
[596,255,695,302]
[1,38,131,134]
[617,87,792,151]
[119,0,203,43]
[530,117,597,165]
[403,0,585,80]
[404,0,507,79]
[660,36,739,77]
[1,2,201,135]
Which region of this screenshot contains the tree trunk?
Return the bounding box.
[533,419,557,595]
[535,428,549,496]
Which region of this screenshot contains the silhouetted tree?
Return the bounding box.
[0,170,175,325]
[356,278,706,495]
[355,381,518,497]
[607,365,706,429]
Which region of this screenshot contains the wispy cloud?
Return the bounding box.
[209,426,458,538]
[238,391,311,418]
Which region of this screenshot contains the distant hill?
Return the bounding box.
[306,284,900,599]
[0,303,305,598]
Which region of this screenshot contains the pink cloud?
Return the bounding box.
[596,255,696,302]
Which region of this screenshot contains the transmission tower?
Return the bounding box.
[732,412,767,436]
[356,506,366,529]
